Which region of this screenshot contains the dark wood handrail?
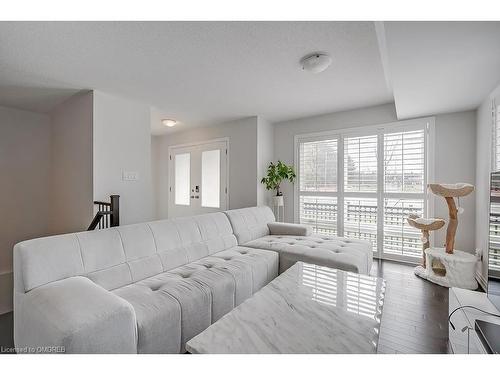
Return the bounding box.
[88,195,120,230]
[93,200,111,206]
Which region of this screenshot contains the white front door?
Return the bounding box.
[168,139,228,218]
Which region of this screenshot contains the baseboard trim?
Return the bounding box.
[476,270,487,292]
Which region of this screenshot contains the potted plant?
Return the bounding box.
[260,161,296,207]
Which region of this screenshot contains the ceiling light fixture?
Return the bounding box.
[162,119,177,127]
[300,53,332,73]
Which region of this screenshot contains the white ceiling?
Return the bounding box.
[0,21,392,134]
[382,21,500,119]
[0,21,499,134]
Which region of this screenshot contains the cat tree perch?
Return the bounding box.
[407,215,445,268]
[412,183,477,289]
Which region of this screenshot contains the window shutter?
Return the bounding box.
[299,196,337,235]
[490,201,500,275]
[343,198,377,250]
[384,130,425,193]
[495,103,500,171]
[383,199,424,257]
[297,123,429,261]
[299,139,338,192]
[344,135,377,192]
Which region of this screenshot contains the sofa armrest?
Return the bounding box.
[267,222,312,237]
[15,276,137,353]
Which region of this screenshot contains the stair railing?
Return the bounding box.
[87,195,120,230]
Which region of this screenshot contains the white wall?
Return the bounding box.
[475,84,500,283]
[152,117,259,219]
[49,91,94,234]
[93,91,154,225]
[0,105,51,313]
[433,111,476,252]
[273,103,477,254]
[257,116,274,206]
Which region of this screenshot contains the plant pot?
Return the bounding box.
[272,195,284,207]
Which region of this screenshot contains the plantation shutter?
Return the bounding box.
[297,121,429,261]
[344,135,377,192]
[298,138,339,235]
[299,139,338,192]
[495,102,500,171]
[384,130,425,193]
[490,199,500,276]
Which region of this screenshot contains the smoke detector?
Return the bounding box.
[300,53,332,73]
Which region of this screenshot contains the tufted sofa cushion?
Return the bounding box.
[112,246,278,353]
[243,235,372,274]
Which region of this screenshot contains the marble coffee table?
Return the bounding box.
[186,262,385,354]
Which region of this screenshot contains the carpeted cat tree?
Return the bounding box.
[411,183,477,289]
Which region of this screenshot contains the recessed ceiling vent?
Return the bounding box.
[300,53,332,73]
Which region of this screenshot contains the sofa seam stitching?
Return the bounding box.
[116,229,134,283]
[74,234,86,274]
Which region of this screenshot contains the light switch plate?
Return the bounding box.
[122,171,139,181]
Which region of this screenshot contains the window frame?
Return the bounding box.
[493,98,499,172]
[294,117,435,264]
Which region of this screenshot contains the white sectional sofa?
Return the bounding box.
[225,207,373,274]
[13,206,372,354]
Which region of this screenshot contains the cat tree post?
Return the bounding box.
[428,183,474,254]
[407,215,445,268]
[444,196,458,253]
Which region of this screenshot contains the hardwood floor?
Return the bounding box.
[372,260,450,354]
[0,260,450,354]
[0,311,13,354]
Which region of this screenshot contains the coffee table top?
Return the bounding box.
[186,262,385,354]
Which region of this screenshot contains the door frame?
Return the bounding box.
[167,137,230,218]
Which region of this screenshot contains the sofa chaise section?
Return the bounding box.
[14,212,278,354]
[224,206,373,275]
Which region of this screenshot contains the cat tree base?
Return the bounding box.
[414,248,478,290]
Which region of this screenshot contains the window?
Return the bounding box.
[296,120,431,261]
[174,153,190,205]
[201,149,220,208]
